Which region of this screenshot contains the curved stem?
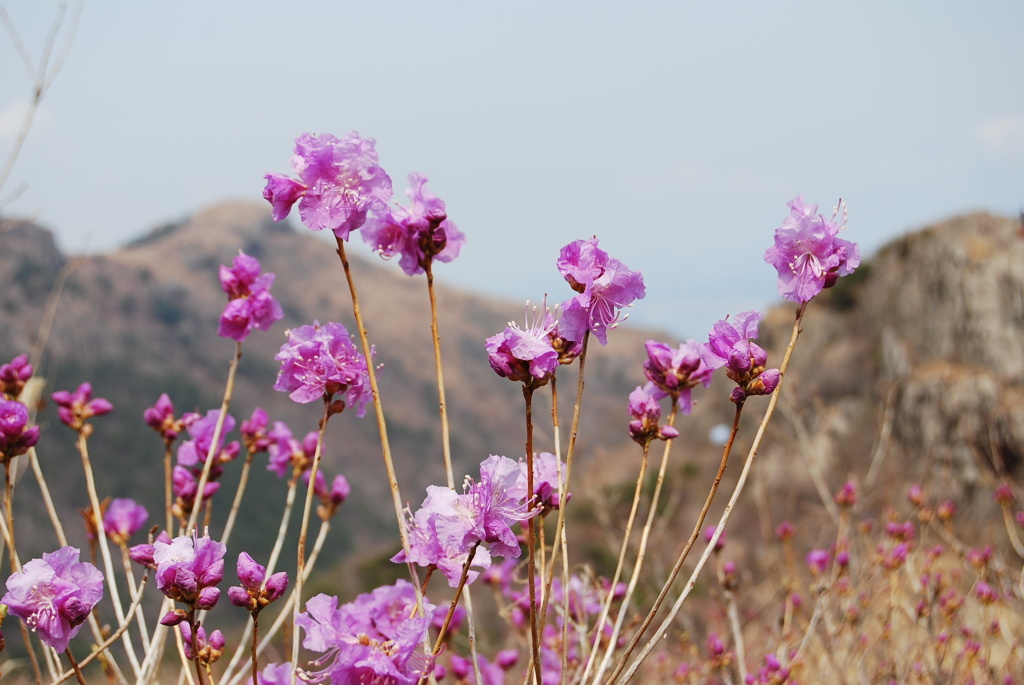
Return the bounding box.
[610,303,806,684]
[77,431,141,675]
[334,238,409,556]
[579,440,651,684]
[603,401,743,684]
[186,341,243,534]
[290,401,332,680]
[522,385,542,685]
[63,647,88,685]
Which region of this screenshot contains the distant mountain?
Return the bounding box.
[0,202,659,567]
[3,206,1021,585]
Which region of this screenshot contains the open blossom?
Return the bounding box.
[701,311,780,403]
[2,546,104,652]
[274,321,373,414]
[486,300,559,386]
[363,173,465,276]
[176,409,240,479]
[557,238,645,345]
[153,531,226,621]
[0,399,40,461]
[263,131,393,240]
[103,498,149,546]
[643,339,714,414]
[764,195,860,303]
[51,382,113,432]
[394,455,534,587]
[217,251,283,341]
[296,581,434,685]
[266,422,317,478]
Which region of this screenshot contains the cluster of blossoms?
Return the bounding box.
[487,237,646,391]
[217,251,283,342]
[173,409,240,520]
[627,383,680,445]
[263,131,393,240]
[0,353,33,398]
[227,552,288,615]
[273,320,373,413]
[139,530,227,625]
[764,195,860,303]
[701,311,781,404]
[1,546,104,652]
[296,580,434,684]
[51,382,113,435]
[0,398,40,462]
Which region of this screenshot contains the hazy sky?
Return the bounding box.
[2,1,1022,338]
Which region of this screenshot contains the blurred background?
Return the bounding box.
[2,0,1022,338]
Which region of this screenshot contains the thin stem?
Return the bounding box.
[603,401,743,684]
[290,400,332,682]
[119,545,151,647]
[220,446,257,549]
[262,472,301,580]
[186,342,243,534]
[64,647,88,685]
[334,238,409,555]
[424,263,455,489]
[580,439,651,684]
[223,521,331,685]
[249,612,260,685]
[189,612,209,685]
[522,385,542,685]
[164,442,174,536]
[611,304,806,684]
[77,431,141,675]
[537,333,590,635]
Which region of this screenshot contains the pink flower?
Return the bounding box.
[557,238,645,346]
[51,382,113,431]
[103,498,149,546]
[273,321,373,412]
[362,173,466,276]
[764,195,860,303]
[2,546,104,652]
[263,132,393,240]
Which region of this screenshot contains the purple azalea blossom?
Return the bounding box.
[522,451,570,511]
[701,311,781,404]
[0,353,33,399]
[764,195,860,303]
[643,339,715,414]
[263,131,393,240]
[143,393,184,443]
[394,455,534,587]
[296,580,434,685]
[103,498,149,546]
[176,410,240,480]
[0,399,40,460]
[2,546,104,652]
[450,652,511,685]
[153,531,226,618]
[129,530,173,569]
[217,252,284,342]
[485,300,559,386]
[273,321,374,413]
[266,422,317,478]
[228,552,288,614]
[362,173,466,276]
[51,382,113,431]
[556,238,645,346]
[627,383,679,445]
[240,407,272,453]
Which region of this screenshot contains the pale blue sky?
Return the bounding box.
[2,1,1022,338]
